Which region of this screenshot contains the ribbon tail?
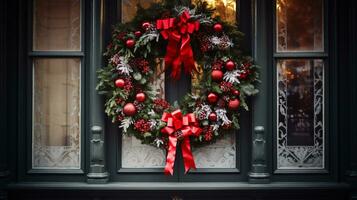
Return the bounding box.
[164,135,178,175]
[180,35,196,75]
[181,137,196,174]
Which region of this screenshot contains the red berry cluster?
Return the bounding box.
[239,61,253,80]
[129,58,150,74]
[116,32,127,41]
[203,126,213,141]
[134,119,151,133]
[123,78,133,92]
[220,81,233,92]
[153,98,170,112]
[212,60,224,70]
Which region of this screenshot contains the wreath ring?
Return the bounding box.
[97,2,259,175]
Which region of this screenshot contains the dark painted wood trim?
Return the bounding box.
[248,0,271,183]
[347,0,357,179]
[0,0,10,183]
[6,182,350,191]
[86,0,109,183]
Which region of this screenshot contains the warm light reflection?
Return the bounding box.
[276,0,323,52]
[193,0,237,23]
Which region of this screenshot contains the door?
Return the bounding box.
[105,0,253,182]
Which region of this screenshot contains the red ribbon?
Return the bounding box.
[161,109,202,175]
[156,11,200,80]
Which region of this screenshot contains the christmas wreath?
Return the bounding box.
[97,1,259,175]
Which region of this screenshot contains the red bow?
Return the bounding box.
[156,10,200,80]
[161,109,202,175]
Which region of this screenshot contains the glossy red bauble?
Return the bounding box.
[115,78,125,88]
[123,103,137,116]
[134,31,142,37]
[211,70,223,82]
[207,93,218,104]
[208,112,217,121]
[228,99,240,110]
[126,39,135,48]
[142,22,151,30]
[135,92,146,102]
[225,60,236,71]
[213,23,223,32]
[232,89,240,96]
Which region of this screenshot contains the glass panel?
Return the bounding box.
[276,0,323,52]
[193,134,236,168]
[121,0,160,23]
[33,0,81,51]
[122,135,165,168]
[32,58,81,169]
[277,59,324,169]
[193,0,237,23]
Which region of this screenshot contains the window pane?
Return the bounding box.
[121,0,160,23]
[277,59,324,169]
[276,0,323,52]
[193,0,237,23]
[120,1,166,168]
[193,134,236,168]
[33,58,81,169]
[122,135,165,168]
[33,0,81,51]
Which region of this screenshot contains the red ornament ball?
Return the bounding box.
[207,93,218,104]
[228,99,240,110]
[123,103,137,116]
[115,78,125,88]
[134,31,142,37]
[142,22,151,30]
[213,23,223,32]
[135,92,146,102]
[232,89,240,96]
[126,39,135,48]
[225,60,236,71]
[208,112,217,121]
[211,70,223,82]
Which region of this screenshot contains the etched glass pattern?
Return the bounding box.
[277,59,324,169]
[33,0,81,51]
[193,134,236,168]
[122,135,166,168]
[276,0,323,52]
[33,58,81,169]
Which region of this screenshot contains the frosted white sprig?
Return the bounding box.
[195,104,212,120]
[149,119,158,129]
[154,138,164,148]
[224,69,240,84]
[216,109,232,126]
[148,109,156,117]
[116,56,133,75]
[119,117,133,133]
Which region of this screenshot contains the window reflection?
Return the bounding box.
[33,0,81,51]
[193,0,237,23]
[276,0,323,52]
[277,59,324,169]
